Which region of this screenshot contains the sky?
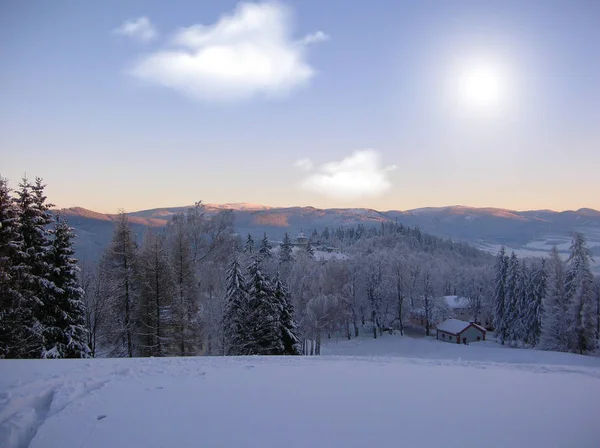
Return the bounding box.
[1,0,599,213]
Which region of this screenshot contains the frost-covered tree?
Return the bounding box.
[15,177,54,357]
[0,177,28,358]
[167,214,200,356]
[523,260,546,346]
[273,274,301,355]
[245,258,282,355]
[222,257,249,355]
[503,252,523,343]
[244,234,255,254]
[138,230,174,357]
[42,217,89,358]
[493,247,509,344]
[80,258,110,358]
[539,247,569,351]
[564,233,596,354]
[279,233,293,265]
[103,212,139,357]
[258,233,272,260]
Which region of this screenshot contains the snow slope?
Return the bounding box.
[1,338,600,448]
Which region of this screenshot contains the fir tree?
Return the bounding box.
[540,247,569,351]
[15,177,54,357]
[42,217,89,358]
[222,257,249,355]
[279,233,293,265]
[493,247,509,344]
[0,177,28,358]
[258,233,272,259]
[273,274,301,355]
[246,257,282,355]
[244,234,255,254]
[504,257,525,343]
[565,233,596,354]
[525,260,546,346]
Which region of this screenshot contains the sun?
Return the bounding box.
[455,61,506,111]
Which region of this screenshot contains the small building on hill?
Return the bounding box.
[436,319,486,344]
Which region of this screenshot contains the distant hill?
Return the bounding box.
[59,204,600,272]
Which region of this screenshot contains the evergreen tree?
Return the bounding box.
[279,233,293,265]
[222,257,249,355]
[244,234,255,254]
[246,257,282,355]
[565,233,596,354]
[493,247,509,344]
[505,257,525,343]
[258,233,272,259]
[42,217,89,358]
[540,247,569,351]
[525,260,546,346]
[273,274,301,355]
[0,177,28,358]
[15,177,54,357]
[104,212,139,357]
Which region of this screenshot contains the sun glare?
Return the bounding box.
[452,59,509,112]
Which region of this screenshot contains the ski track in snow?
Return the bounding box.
[0,366,120,448]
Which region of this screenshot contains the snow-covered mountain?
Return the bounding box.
[59,204,600,271]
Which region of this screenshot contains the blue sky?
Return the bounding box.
[1,0,599,212]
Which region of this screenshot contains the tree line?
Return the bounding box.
[493,235,599,354]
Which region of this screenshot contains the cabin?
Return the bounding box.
[436,319,486,344]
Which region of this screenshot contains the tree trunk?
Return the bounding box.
[345,319,351,340]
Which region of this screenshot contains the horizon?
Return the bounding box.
[2,1,599,212]
[55,199,599,216]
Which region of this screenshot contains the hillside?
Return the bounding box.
[2,336,599,448]
[59,204,600,270]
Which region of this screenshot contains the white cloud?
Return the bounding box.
[301,31,329,46]
[294,157,314,171]
[129,2,326,102]
[299,149,396,200]
[114,17,158,42]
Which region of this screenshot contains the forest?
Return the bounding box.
[1,176,598,359]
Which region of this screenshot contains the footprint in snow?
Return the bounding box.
[245,365,255,370]
[97,415,107,421]
[155,386,165,390]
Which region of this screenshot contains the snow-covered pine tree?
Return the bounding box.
[279,232,293,265]
[244,234,255,254]
[138,230,174,357]
[0,177,28,358]
[504,253,524,344]
[273,273,301,355]
[15,177,54,357]
[245,257,282,355]
[539,246,569,351]
[258,233,272,259]
[42,216,89,358]
[493,247,509,344]
[222,257,249,355]
[167,214,200,356]
[565,232,596,354]
[103,212,139,357]
[524,260,546,347]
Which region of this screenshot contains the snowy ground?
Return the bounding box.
[1,336,600,448]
